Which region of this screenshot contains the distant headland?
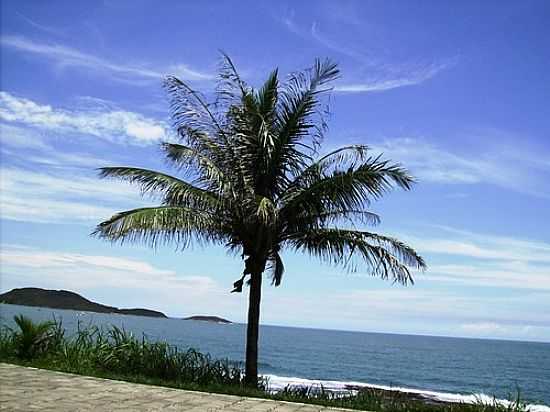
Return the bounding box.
[0,287,167,318]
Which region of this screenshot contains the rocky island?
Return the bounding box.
[183,315,232,324]
[0,288,167,318]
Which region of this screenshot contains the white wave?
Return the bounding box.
[262,374,550,412]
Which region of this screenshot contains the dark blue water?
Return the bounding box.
[1,304,548,408]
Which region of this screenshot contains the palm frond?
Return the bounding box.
[92,206,223,249]
[98,167,220,209]
[256,69,279,125]
[252,59,340,196]
[281,154,415,220]
[164,75,239,178]
[295,209,381,229]
[216,52,249,108]
[286,228,425,285]
[313,145,370,172]
[164,75,225,140]
[275,58,340,152]
[160,143,228,192]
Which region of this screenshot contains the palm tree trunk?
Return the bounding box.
[244,270,262,386]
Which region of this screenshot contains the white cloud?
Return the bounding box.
[1,35,213,82]
[0,246,172,278]
[423,262,550,290]
[460,322,506,335]
[459,322,549,341]
[410,237,550,264]
[0,92,175,225]
[370,137,550,196]
[371,138,489,183]
[0,92,168,145]
[259,285,550,341]
[334,61,453,93]
[0,167,146,224]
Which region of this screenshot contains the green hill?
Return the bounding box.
[0,287,167,318]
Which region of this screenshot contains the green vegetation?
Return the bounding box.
[92,55,426,386]
[8,314,64,359]
[1,316,245,388]
[0,316,529,412]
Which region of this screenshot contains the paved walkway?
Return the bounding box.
[0,363,360,411]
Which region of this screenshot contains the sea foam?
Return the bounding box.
[263,374,550,412]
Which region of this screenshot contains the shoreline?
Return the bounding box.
[264,374,550,412]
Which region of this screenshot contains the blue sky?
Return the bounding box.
[1,0,549,342]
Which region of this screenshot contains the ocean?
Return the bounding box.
[1,304,548,410]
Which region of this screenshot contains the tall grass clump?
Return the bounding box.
[66,324,244,386]
[1,315,64,359]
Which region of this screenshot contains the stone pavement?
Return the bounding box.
[0,363,361,411]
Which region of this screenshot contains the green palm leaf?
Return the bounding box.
[93,206,223,248]
[286,228,425,285]
[281,154,414,219]
[98,167,220,209]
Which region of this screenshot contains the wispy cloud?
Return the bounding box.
[15,12,67,37]
[310,22,374,64]
[1,35,213,83]
[424,262,550,290]
[281,16,455,93]
[0,92,168,145]
[0,123,118,170]
[0,167,146,224]
[333,61,453,93]
[408,226,550,263]
[369,137,550,197]
[0,123,50,150]
[396,226,550,290]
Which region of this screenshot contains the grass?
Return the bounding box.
[0,315,531,412]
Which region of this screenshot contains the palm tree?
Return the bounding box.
[93,56,426,387]
[11,315,58,359]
